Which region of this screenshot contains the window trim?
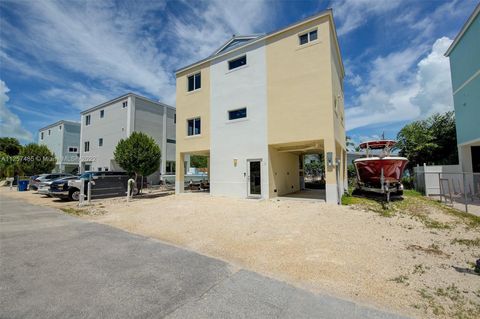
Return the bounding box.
[186,117,201,136]
[187,72,201,92]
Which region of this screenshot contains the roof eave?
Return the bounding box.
[445,3,479,57]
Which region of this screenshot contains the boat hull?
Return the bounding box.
[354,157,408,188]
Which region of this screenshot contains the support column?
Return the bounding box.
[324,139,338,204]
[175,152,185,194]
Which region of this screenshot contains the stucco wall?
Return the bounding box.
[209,41,269,198]
[269,146,300,196]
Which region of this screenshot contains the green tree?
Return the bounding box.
[190,155,208,168]
[114,132,161,185]
[17,144,56,176]
[396,111,457,168]
[0,151,16,178]
[0,137,22,156]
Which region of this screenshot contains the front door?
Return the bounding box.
[247,160,261,197]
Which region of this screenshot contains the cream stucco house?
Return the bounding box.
[175,9,346,204]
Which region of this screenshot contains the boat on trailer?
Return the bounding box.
[353,140,408,201]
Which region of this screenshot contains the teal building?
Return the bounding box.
[445,4,480,173]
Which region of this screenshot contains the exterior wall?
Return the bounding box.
[39,121,80,172]
[209,41,269,198]
[266,15,335,145]
[268,147,300,196]
[80,97,130,172]
[175,63,211,154]
[449,13,480,146]
[39,124,64,163]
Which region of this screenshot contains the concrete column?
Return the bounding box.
[323,139,338,204]
[161,106,167,176]
[175,152,185,194]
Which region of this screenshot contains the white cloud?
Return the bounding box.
[170,0,272,66]
[0,80,34,142]
[331,0,401,36]
[346,37,453,130]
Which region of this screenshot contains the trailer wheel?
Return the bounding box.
[69,188,80,201]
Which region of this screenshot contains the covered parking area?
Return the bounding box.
[269,139,346,204]
[175,151,210,193]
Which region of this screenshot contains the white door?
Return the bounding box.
[247,160,262,197]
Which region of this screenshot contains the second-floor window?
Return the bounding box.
[299,29,318,45]
[100,110,104,118]
[122,101,128,108]
[85,115,91,126]
[187,72,201,92]
[187,118,201,136]
[228,55,247,70]
[68,147,78,153]
[228,108,247,120]
[59,125,62,130]
[98,138,103,147]
[84,141,90,152]
[40,132,44,140]
[48,129,51,135]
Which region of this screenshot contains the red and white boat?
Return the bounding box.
[354,140,408,198]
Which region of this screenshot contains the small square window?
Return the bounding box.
[187,73,201,92]
[309,30,317,41]
[187,117,201,136]
[228,108,247,120]
[100,110,104,118]
[228,55,247,70]
[104,167,109,172]
[99,138,103,147]
[85,115,91,126]
[299,33,308,45]
[122,101,128,108]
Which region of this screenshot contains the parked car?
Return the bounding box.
[38,176,78,196]
[50,171,140,201]
[29,173,73,191]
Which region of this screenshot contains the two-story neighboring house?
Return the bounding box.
[79,93,176,184]
[38,120,81,174]
[445,4,480,174]
[175,9,346,204]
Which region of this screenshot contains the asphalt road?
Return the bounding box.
[0,194,409,318]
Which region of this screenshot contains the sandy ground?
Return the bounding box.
[1,187,479,318]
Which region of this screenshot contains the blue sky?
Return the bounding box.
[0,0,477,146]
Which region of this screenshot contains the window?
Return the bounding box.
[187,72,201,92]
[166,161,176,174]
[174,113,176,124]
[187,117,201,136]
[122,101,128,108]
[68,147,78,153]
[85,115,91,126]
[104,167,109,172]
[98,167,102,171]
[41,132,44,140]
[84,141,90,152]
[98,138,103,147]
[299,29,318,45]
[48,129,51,135]
[228,108,247,120]
[167,139,176,144]
[59,125,62,130]
[228,55,247,70]
[100,110,104,118]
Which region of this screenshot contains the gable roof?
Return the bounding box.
[175,8,344,77]
[211,35,264,56]
[445,3,480,57]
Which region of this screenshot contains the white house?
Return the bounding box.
[38,120,81,174]
[79,93,176,184]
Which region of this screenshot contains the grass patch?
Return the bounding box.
[412,264,428,275]
[60,207,88,216]
[390,274,409,285]
[342,189,477,229]
[451,238,480,247]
